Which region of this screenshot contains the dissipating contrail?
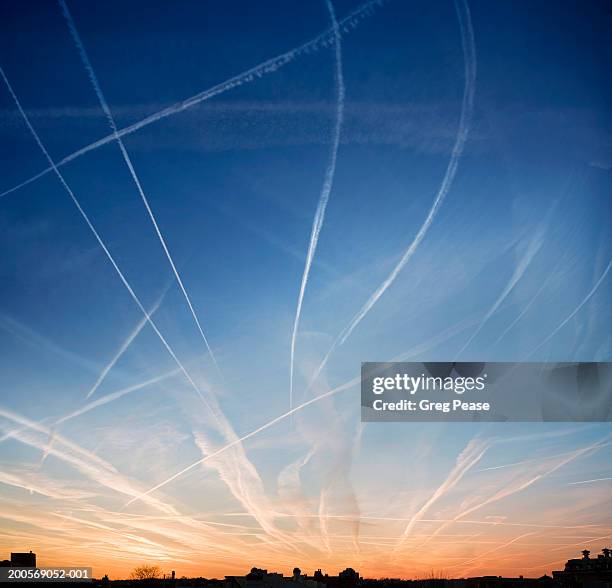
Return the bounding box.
[305,0,477,391]
[454,226,545,360]
[123,374,361,508]
[59,0,222,377]
[123,322,468,507]
[0,0,387,201]
[525,255,612,359]
[289,0,345,414]
[85,291,166,399]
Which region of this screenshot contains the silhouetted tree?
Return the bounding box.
[130,565,161,580]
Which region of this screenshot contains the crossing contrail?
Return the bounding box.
[289,0,345,413]
[306,0,476,390]
[57,368,182,426]
[85,291,166,399]
[455,227,545,359]
[0,0,387,200]
[59,0,221,376]
[0,369,182,448]
[37,362,180,467]
[525,255,612,359]
[393,437,489,552]
[0,65,217,417]
[123,374,361,508]
[125,310,475,507]
[0,405,179,514]
[493,260,558,347]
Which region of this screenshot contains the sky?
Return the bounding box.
[0,0,611,580]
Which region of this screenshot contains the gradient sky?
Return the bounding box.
[0,0,611,580]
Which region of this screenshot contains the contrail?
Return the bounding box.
[418,434,612,550]
[85,291,165,399]
[123,374,361,508]
[306,0,476,390]
[59,0,221,376]
[56,368,182,426]
[0,0,387,200]
[0,66,216,416]
[567,476,612,486]
[289,0,345,413]
[451,531,536,572]
[525,255,612,359]
[39,288,166,467]
[455,227,545,359]
[493,229,576,348]
[493,261,559,347]
[475,445,612,473]
[124,315,477,507]
[255,512,598,530]
[393,437,489,552]
[0,405,179,514]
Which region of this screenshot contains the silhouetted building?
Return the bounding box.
[553,547,612,587]
[338,569,360,586]
[227,568,325,588]
[10,551,36,567]
[313,571,326,583]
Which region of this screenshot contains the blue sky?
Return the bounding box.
[0,0,611,579]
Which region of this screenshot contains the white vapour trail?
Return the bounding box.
[0,369,179,450]
[252,512,599,530]
[0,66,216,415]
[59,0,221,376]
[419,434,612,549]
[85,292,165,399]
[568,476,612,486]
[276,448,319,549]
[289,0,345,413]
[305,0,477,390]
[0,0,386,200]
[452,531,537,573]
[393,437,489,552]
[125,315,475,507]
[525,255,612,359]
[0,406,178,514]
[475,445,612,473]
[492,236,576,347]
[493,264,557,347]
[124,375,361,508]
[455,228,545,359]
[193,431,302,555]
[0,468,96,500]
[459,435,611,517]
[56,368,182,425]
